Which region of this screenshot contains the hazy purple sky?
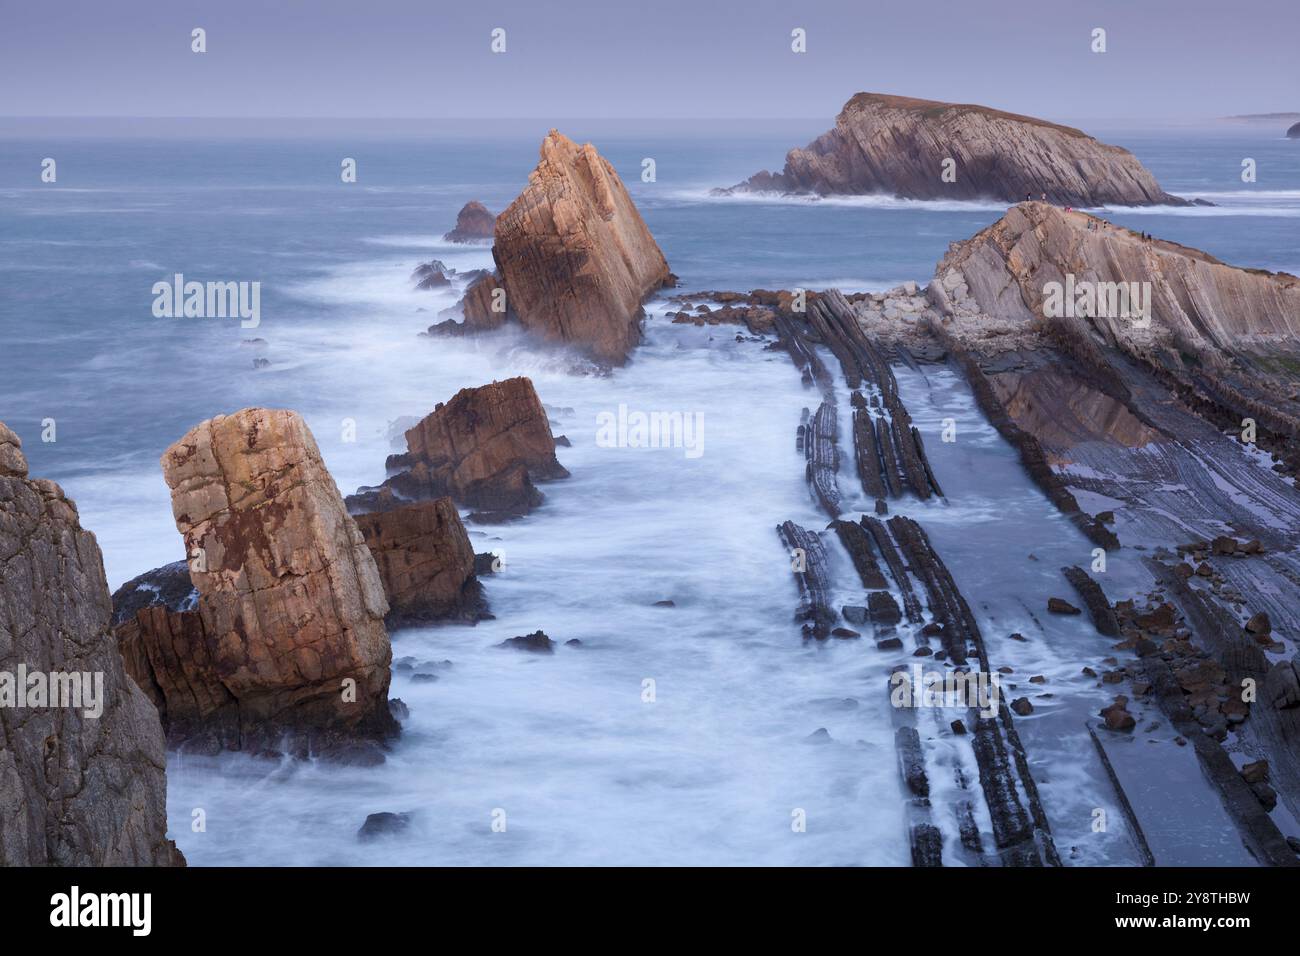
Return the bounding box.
[2,0,1296,121]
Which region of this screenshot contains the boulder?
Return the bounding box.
[443,200,496,243]
[461,130,673,364]
[350,377,568,517]
[0,420,184,865]
[352,498,488,626]
[1047,597,1081,615]
[119,408,397,758]
[498,630,555,653]
[721,92,1188,206]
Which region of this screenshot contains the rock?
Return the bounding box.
[1252,781,1278,811]
[1245,611,1273,637]
[353,498,487,626]
[1288,122,1300,140]
[1047,597,1081,615]
[443,200,496,243]
[721,92,1188,206]
[1010,697,1034,716]
[412,259,453,289]
[867,590,902,624]
[950,719,967,735]
[841,605,868,625]
[351,377,568,517]
[1211,535,1240,555]
[1241,760,1270,785]
[806,728,832,744]
[653,599,676,607]
[830,627,860,639]
[110,558,198,626]
[118,408,397,758]
[498,630,555,653]
[0,420,184,865]
[1100,700,1136,731]
[470,130,673,364]
[357,811,411,840]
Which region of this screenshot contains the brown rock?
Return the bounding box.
[1010,697,1033,716]
[122,408,397,758]
[722,92,1187,206]
[1245,611,1272,637]
[1100,699,1137,732]
[482,130,673,364]
[0,420,183,865]
[357,377,568,517]
[353,498,487,626]
[1047,597,1081,615]
[443,200,496,243]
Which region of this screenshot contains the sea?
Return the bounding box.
[1,118,1297,865]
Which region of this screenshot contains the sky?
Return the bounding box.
[1,0,1296,123]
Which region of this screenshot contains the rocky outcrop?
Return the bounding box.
[110,559,197,626]
[1288,122,1300,140]
[353,498,487,626]
[721,92,1190,207]
[0,420,183,865]
[347,377,568,519]
[443,200,496,243]
[117,408,397,759]
[446,130,673,365]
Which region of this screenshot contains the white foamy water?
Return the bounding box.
[159,261,912,865]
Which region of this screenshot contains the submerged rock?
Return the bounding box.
[0,420,184,865]
[720,92,1189,206]
[498,630,555,653]
[117,408,397,758]
[357,811,412,840]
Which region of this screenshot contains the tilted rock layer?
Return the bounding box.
[470,130,673,364]
[120,408,396,756]
[726,93,1188,207]
[350,377,568,517]
[0,420,183,865]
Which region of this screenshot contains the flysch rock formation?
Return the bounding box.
[671,205,1300,863]
[435,130,674,365]
[0,420,184,865]
[115,408,398,761]
[927,205,1300,860]
[720,92,1193,207]
[443,200,496,243]
[352,497,488,627]
[347,376,569,521]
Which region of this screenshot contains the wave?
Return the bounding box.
[664,187,1010,213]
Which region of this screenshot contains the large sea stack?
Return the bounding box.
[451,130,673,365]
[721,93,1190,207]
[1288,121,1300,140]
[115,408,397,759]
[0,421,183,865]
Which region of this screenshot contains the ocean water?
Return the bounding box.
[1,120,1296,865]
